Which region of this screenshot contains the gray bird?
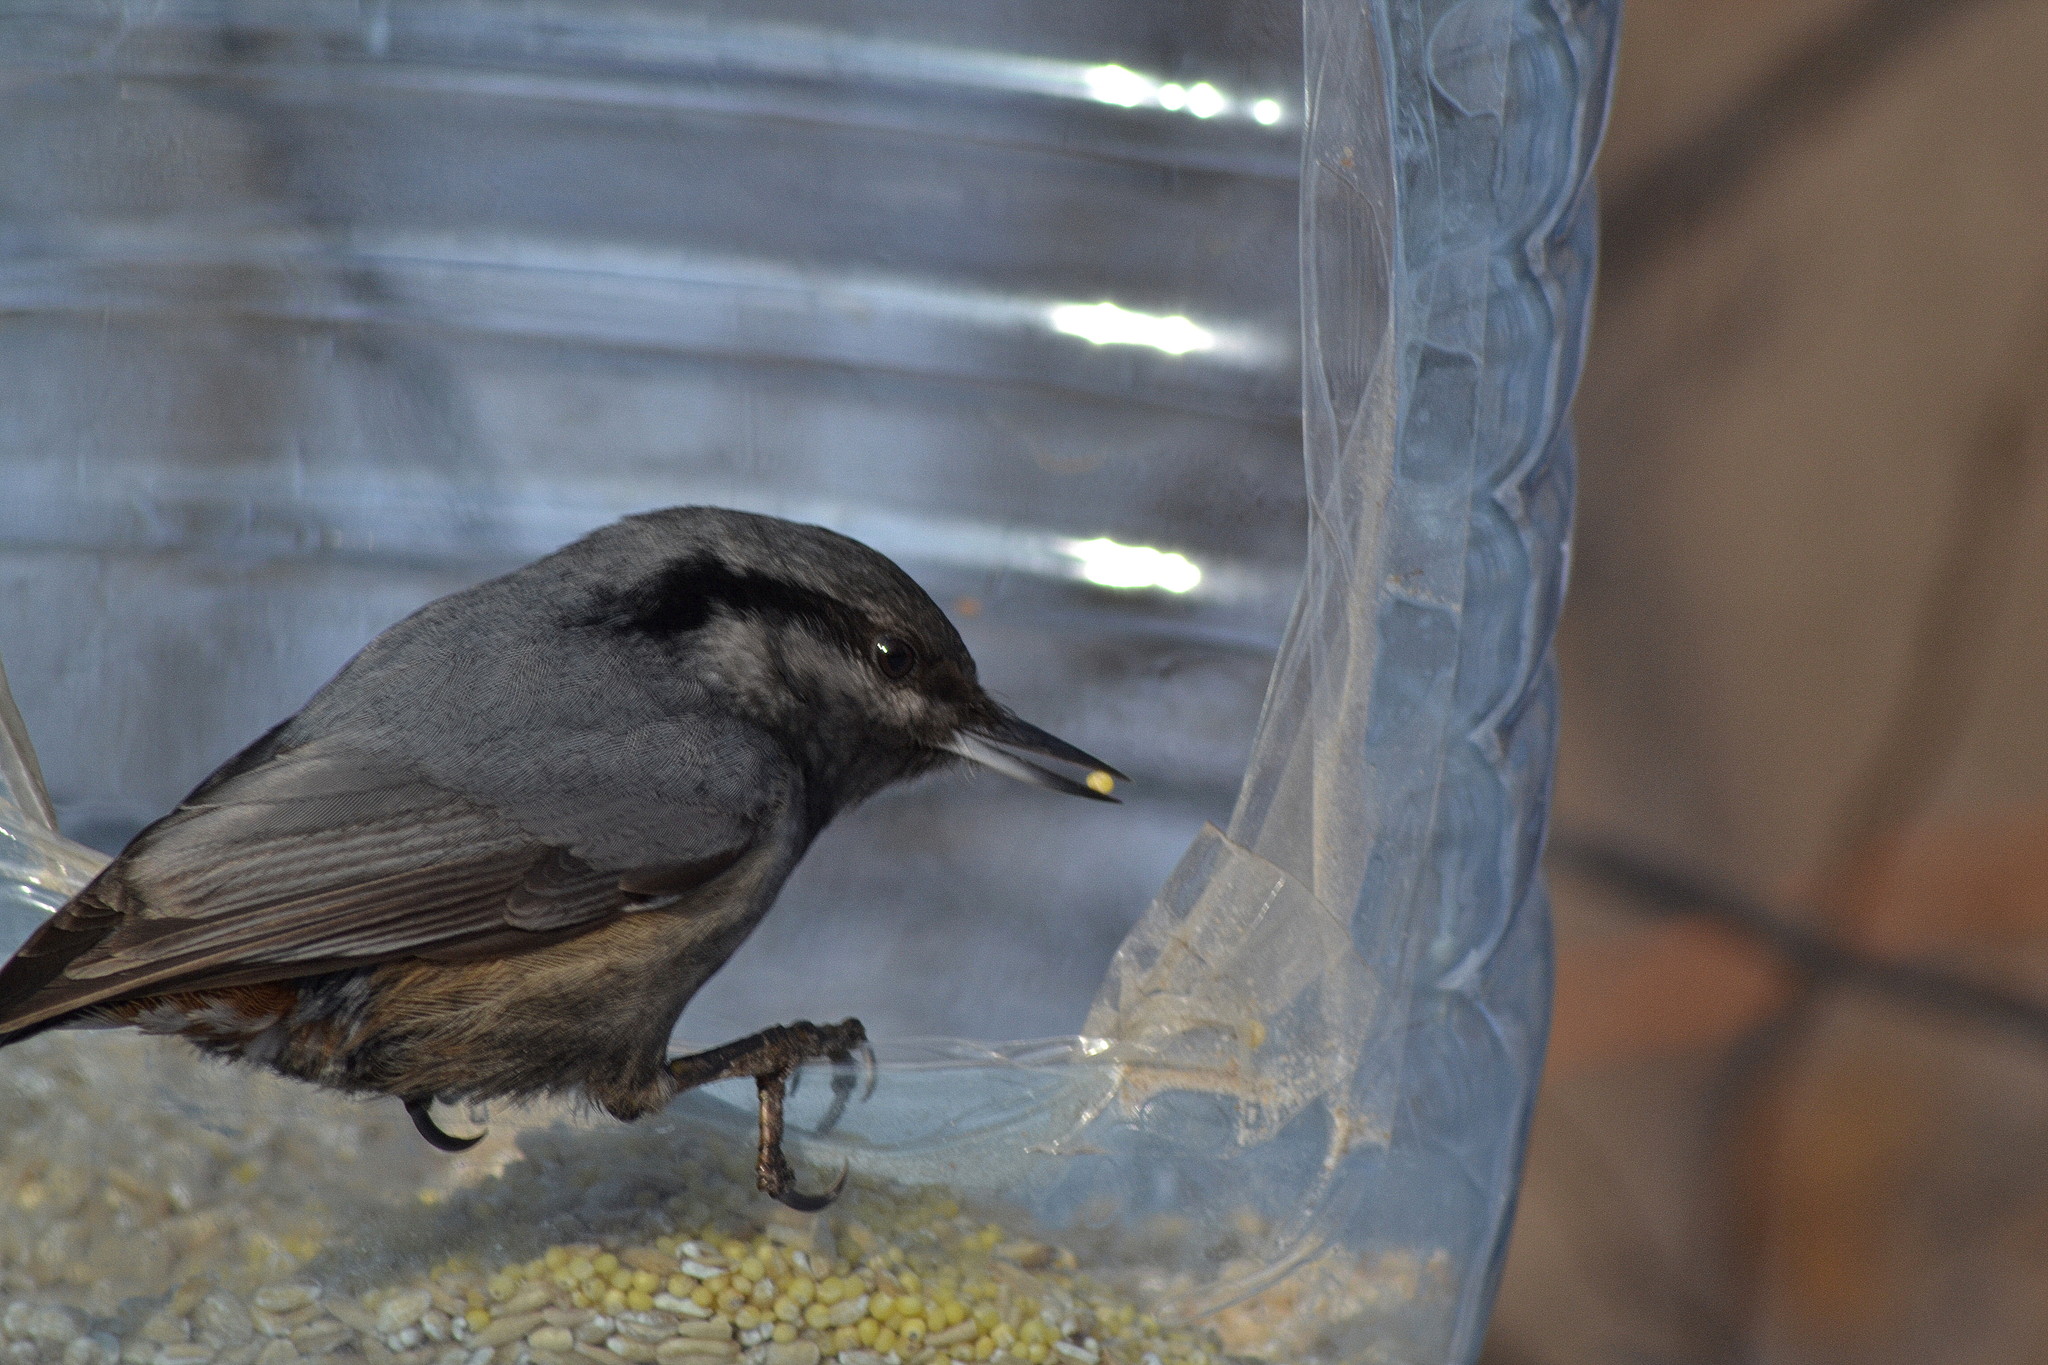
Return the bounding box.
[0,507,1123,1208]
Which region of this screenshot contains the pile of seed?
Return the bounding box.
[345,1205,1222,1365]
[0,1032,1426,1365]
[4,1158,1227,1365]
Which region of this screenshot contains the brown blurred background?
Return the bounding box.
[1487,1,2048,1361]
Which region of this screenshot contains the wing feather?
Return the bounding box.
[0,733,763,1036]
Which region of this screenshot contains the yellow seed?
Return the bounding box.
[721,1243,748,1263]
[832,1328,860,1354]
[991,1325,1016,1348]
[632,1271,659,1294]
[691,1288,714,1309]
[571,1291,591,1309]
[749,1281,776,1307]
[667,1276,691,1299]
[602,1288,627,1312]
[465,1310,492,1332]
[593,1254,620,1277]
[717,1292,746,1317]
[626,1291,654,1313]
[856,1320,880,1348]
[815,1280,844,1307]
[1024,1343,1048,1364]
[787,1278,814,1306]
[567,1259,595,1282]
[870,1295,896,1322]
[899,1272,922,1294]
[611,1270,635,1291]
[874,1329,897,1354]
[1085,769,1115,795]
[773,1298,799,1324]
[734,1309,760,1332]
[900,1318,927,1342]
[546,1249,571,1271]
[944,1301,968,1327]
[739,1258,765,1281]
[803,1305,831,1331]
[730,1277,753,1298]
[770,1325,796,1345]
[973,1307,1000,1331]
[974,1337,995,1361]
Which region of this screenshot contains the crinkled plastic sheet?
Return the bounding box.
[0,0,1615,1361]
[1079,0,1616,1353]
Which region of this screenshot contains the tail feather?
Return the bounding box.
[0,886,126,1040]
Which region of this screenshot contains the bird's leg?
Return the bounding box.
[667,1018,866,1210]
[752,1070,848,1213]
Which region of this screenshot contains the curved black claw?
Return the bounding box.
[406,1096,485,1153]
[773,1160,850,1214]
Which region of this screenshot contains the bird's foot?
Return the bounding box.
[668,1018,868,1210]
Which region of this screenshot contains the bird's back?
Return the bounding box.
[0,557,802,1060]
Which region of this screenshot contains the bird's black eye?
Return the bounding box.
[871,636,917,681]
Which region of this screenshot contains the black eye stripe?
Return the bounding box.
[587,557,936,685]
[589,557,864,649]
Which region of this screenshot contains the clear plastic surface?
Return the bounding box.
[0,2,1615,1362]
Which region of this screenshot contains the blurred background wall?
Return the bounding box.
[1488,1,2048,1361]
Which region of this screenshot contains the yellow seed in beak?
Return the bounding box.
[1085,770,1116,796]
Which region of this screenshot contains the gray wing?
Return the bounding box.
[0,726,777,1036]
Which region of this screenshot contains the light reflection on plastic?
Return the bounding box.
[1083,64,1153,108]
[1184,83,1226,118]
[1061,537,1204,594]
[1048,301,1215,355]
[1082,64,1283,125]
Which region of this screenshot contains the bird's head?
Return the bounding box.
[570,507,1125,816]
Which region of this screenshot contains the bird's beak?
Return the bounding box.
[946,710,1128,803]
